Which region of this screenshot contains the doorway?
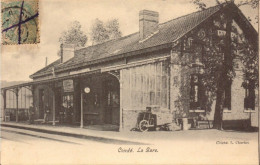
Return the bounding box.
[103,77,120,125]
[39,89,44,119]
[61,93,74,124]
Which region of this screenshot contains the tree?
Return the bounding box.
[90,19,109,45]
[106,19,122,40]
[190,1,258,129]
[59,21,88,47]
[191,0,259,9]
[90,18,122,45]
[191,0,259,24]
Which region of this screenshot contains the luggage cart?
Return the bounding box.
[138,107,157,132]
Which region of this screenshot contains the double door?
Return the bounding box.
[103,79,119,125]
[61,93,74,123]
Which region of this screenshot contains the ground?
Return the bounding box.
[1,126,258,165]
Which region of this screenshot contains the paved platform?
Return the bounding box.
[1,122,148,145]
[1,121,258,145]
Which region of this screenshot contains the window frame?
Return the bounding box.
[190,74,204,110]
[244,80,255,110]
[223,80,232,110]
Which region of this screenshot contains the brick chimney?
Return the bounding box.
[139,10,159,40]
[60,44,75,63]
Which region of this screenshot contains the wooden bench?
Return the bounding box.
[197,120,213,129]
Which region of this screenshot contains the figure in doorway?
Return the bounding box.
[43,103,50,123]
[59,105,65,124]
[67,105,73,124]
[28,103,35,124]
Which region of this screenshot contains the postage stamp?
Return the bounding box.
[1,0,39,45]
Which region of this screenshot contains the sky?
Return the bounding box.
[1,0,258,82]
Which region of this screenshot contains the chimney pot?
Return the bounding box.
[60,44,75,63]
[139,10,159,40]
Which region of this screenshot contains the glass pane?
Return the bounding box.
[150,91,155,105]
[194,85,198,102]
[150,75,155,91]
[162,90,167,108]
[193,75,198,83]
[156,62,162,74]
[156,91,161,105]
[156,75,161,92]
[162,76,167,88]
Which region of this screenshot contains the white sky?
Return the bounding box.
[1,0,258,82]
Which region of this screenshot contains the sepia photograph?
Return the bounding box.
[0,0,259,164]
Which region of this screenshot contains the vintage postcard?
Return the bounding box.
[0,0,259,164]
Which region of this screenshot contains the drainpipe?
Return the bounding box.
[119,71,123,131]
[80,91,84,128]
[2,90,6,122]
[15,88,19,122]
[52,93,56,126]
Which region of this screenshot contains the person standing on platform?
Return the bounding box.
[67,105,73,124]
[43,103,50,123]
[59,105,65,124]
[28,103,35,124]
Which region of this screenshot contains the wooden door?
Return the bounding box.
[103,79,120,125]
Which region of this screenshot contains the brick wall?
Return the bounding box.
[206,61,259,127]
[170,51,200,119]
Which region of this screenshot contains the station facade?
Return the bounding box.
[1,3,258,131]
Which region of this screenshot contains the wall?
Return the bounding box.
[205,19,259,128]
[121,60,172,130]
[168,13,259,129]
[206,59,259,127]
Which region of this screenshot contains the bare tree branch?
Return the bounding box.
[216,0,221,4]
[237,0,259,8]
[190,0,207,10]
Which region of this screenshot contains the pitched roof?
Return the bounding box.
[31,3,254,79]
[31,59,61,78]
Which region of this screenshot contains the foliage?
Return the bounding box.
[188,2,258,129]
[90,18,122,45]
[106,19,122,40]
[238,35,259,87]
[191,0,259,9]
[191,0,207,10]
[59,21,88,47]
[190,0,259,24]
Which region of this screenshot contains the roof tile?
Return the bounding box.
[31,4,222,78]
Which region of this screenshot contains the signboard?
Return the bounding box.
[63,79,74,92]
[217,30,237,39]
[217,30,226,37]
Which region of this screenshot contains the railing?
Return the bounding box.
[4,108,29,121]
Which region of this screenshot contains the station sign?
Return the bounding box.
[217,30,237,39]
[63,79,74,92]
